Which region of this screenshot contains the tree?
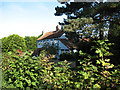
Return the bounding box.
[55,1,120,64]
[24,36,37,51]
[63,17,96,40]
[1,37,8,52]
[2,34,27,52]
[38,34,42,38]
[55,2,120,40]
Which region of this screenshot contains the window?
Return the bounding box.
[38,42,41,45]
[54,40,58,44]
[61,49,64,54]
[66,50,69,53]
[52,43,54,46]
[46,40,49,44]
[55,43,58,46]
[51,40,53,44]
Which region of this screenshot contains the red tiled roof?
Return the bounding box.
[37,30,64,40]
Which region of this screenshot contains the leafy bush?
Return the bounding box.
[1,34,27,52]
[2,50,72,89]
[71,39,120,89]
[36,50,72,89]
[39,60,72,89]
[2,40,120,89]
[2,51,41,89]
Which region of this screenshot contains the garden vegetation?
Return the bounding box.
[1,1,120,89]
[2,39,120,89]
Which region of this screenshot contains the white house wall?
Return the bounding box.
[58,40,69,50]
[37,39,58,48]
[58,40,71,56]
[37,36,71,59]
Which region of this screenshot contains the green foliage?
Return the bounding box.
[72,50,100,89]
[63,17,96,42]
[2,52,11,71]
[70,39,120,89]
[2,40,120,89]
[37,50,72,89]
[24,36,37,51]
[39,59,72,89]
[2,51,41,89]
[55,2,120,40]
[1,37,8,52]
[2,50,72,89]
[56,1,120,64]
[1,34,27,52]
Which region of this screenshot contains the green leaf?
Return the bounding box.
[96,60,100,64]
[8,78,12,83]
[8,51,12,55]
[32,82,36,86]
[25,70,30,74]
[34,66,38,70]
[26,79,31,86]
[26,87,31,90]
[11,64,16,68]
[92,65,98,71]
[31,69,34,72]
[19,63,22,66]
[105,59,110,62]
[76,83,80,88]
[93,84,101,88]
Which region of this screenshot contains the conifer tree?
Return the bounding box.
[55,1,120,40]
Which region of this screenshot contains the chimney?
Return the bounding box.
[56,25,60,31]
[42,30,44,35]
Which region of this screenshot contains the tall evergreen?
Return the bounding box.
[55,1,120,64]
[55,2,120,39]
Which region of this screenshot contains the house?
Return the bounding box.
[37,25,76,59]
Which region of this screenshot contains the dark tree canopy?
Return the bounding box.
[55,2,120,39]
[63,17,96,41]
[55,1,120,64]
[55,2,120,23]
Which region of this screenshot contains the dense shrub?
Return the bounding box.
[2,51,41,89]
[1,34,27,52]
[72,40,120,89]
[2,50,72,89]
[2,40,120,89]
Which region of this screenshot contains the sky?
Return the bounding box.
[0,0,71,39]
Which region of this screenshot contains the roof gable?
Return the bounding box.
[58,39,77,50]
